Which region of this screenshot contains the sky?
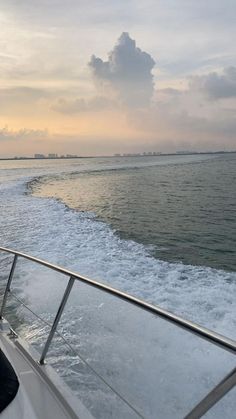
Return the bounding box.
[0,0,236,156]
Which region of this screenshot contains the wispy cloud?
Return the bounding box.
[0,127,48,141]
[52,96,117,114]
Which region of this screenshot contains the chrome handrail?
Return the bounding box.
[0,246,235,418]
[0,246,235,355]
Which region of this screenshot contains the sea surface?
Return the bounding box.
[0,154,235,418]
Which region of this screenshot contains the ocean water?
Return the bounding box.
[0,154,235,418]
[32,153,236,272]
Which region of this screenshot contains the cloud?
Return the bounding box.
[158,88,183,96]
[52,96,117,114]
[129,101,236,148]
[0,86,71,116]
[0,87,52,114]
[190,67,236,99]
[0,127,48,141]
[88,32,155,107]
[0,86,49,101]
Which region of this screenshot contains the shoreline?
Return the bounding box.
[0,150,236,161]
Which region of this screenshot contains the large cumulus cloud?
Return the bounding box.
[88,32,155,107]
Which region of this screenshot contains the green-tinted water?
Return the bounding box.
[33,154,236,272]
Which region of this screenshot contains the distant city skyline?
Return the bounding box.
[1,149,234,161]
[0,1,236,157]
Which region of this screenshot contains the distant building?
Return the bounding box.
[48,153,58,158]
[34,154,45,159]
[142,151,156,156]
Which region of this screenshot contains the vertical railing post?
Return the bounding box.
[39,275,75,364]
[184,367,236,418]
[0,254,18,319]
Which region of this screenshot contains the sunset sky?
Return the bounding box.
[0,0,236,156]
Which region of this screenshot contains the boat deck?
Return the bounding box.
[0,319,93,419]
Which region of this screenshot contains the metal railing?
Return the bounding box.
[0,246,235,418]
